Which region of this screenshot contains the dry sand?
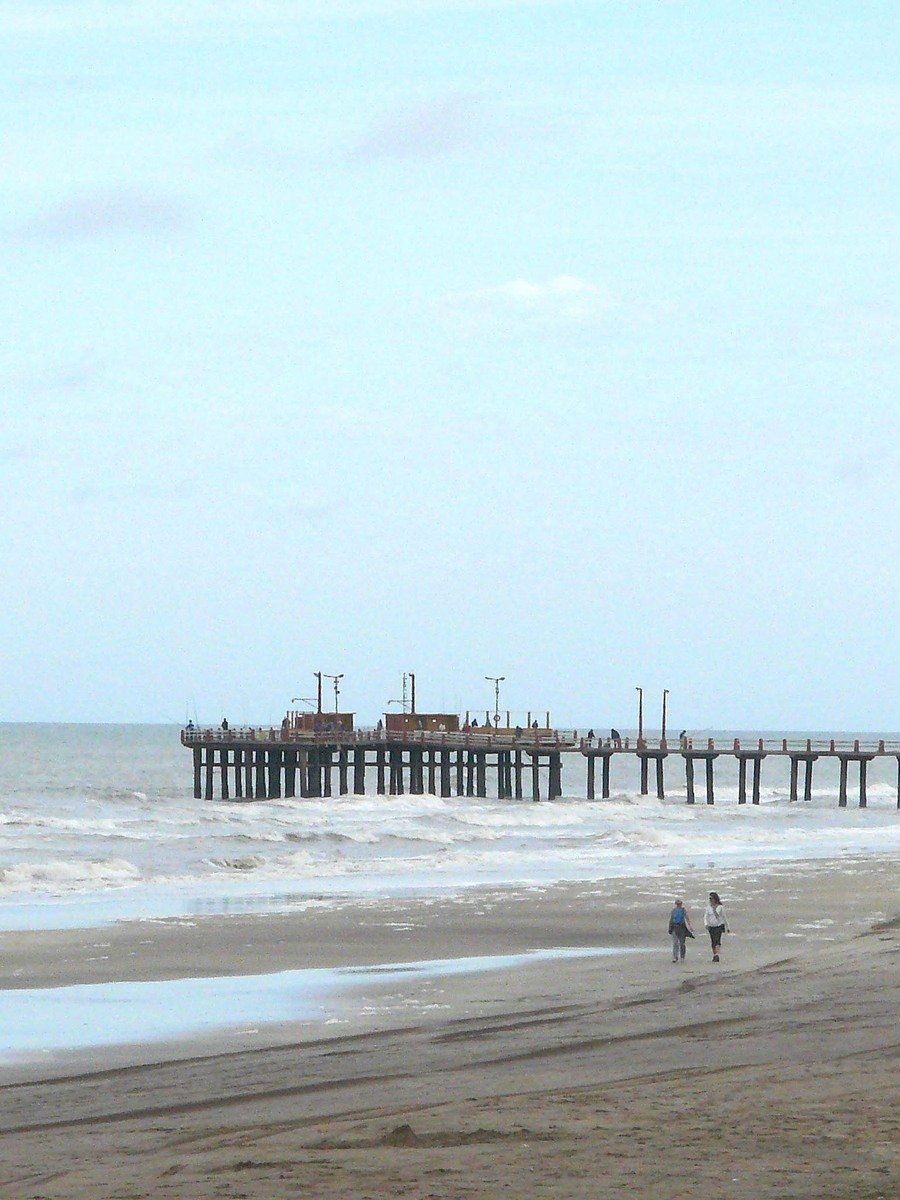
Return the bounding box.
[0,856,897,1198]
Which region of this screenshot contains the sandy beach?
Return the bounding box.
[0,856,897,1198]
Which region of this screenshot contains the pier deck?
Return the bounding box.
[182,729,900,808]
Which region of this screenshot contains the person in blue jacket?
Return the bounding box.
[668,899,694,962]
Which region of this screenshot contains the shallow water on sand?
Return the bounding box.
[0,946,644,1058]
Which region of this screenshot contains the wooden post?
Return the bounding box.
[803,757,814,803]
[417,746,426,793]
[338,747,349,795]
[376,747,386,795]
[587,755,595,800]
[298,748,309,798]
[466,751,475,797]
[234,747,244,799]
[789,757,799,802]
[639,756,649,796]
[440,750,451,798]
[685,756,695,805]
[738,757,747,805]
[601,754,610,800]
[244,748,253,799]
[531,754,540,802]
[514,749,523,799]
[476,752,487,797]
[204,748,214,801]
[282,748,294,798]
[353,747,366,795]
[428,749,437,795]
[859,758,868,808]
[752,756,762,805]
[705,756,715,805]
[838,757,848,807]
[496,752,506,799]
[398,748,406,795]
[322,749,332,797]
[307,748,321,798]
[193,747,202,799]
[268,748,282,799]
[220,749,230,800]
[255,749,266,799]
[549,753,561,799]
[456,749,464,795]
[391,747,404,795]
[655,755,665,800]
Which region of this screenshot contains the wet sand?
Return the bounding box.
[0,857,897,1198]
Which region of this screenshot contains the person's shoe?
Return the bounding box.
[713,954,719,962]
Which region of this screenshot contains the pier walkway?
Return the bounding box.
[182,728,900,808]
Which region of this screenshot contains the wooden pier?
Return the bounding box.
[182,729,900,808]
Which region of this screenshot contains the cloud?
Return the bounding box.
[452,275,615,326]
[348,93,491,162]
[16,188,191,243]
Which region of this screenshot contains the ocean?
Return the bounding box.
[0,724,897,932]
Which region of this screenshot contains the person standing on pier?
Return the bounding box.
[668,899,694,962]
[704,892,729,962]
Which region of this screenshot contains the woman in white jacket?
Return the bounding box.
[704,892,729,962]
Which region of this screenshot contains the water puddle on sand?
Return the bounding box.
[0,946,644,1059]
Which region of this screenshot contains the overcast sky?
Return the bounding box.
[1,1,897,730]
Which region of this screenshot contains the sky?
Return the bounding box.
[0,1,898,730]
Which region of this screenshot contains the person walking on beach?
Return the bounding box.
[704,891,729,962]
[668,899,694,962]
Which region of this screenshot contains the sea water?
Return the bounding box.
[0,724,897,932]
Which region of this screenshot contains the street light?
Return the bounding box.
[388,672,410,714]
[661,689,669,742]
[409,672,416,715]
[323,672,344,713]
[485,676,505,727]
[314,672,323,714]
[635,686,644,741]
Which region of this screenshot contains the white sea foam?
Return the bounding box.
[0,857,142,891]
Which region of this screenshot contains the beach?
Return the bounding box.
[0,855,897,1198]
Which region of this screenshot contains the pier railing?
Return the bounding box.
[180,727,899,756]
[181,726,580,749]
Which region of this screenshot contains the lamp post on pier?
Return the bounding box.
[314,672,323,714]
[636,686,644,743]
[485,676,505,728]
[662,689,669,743]
[323,673,344,713]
